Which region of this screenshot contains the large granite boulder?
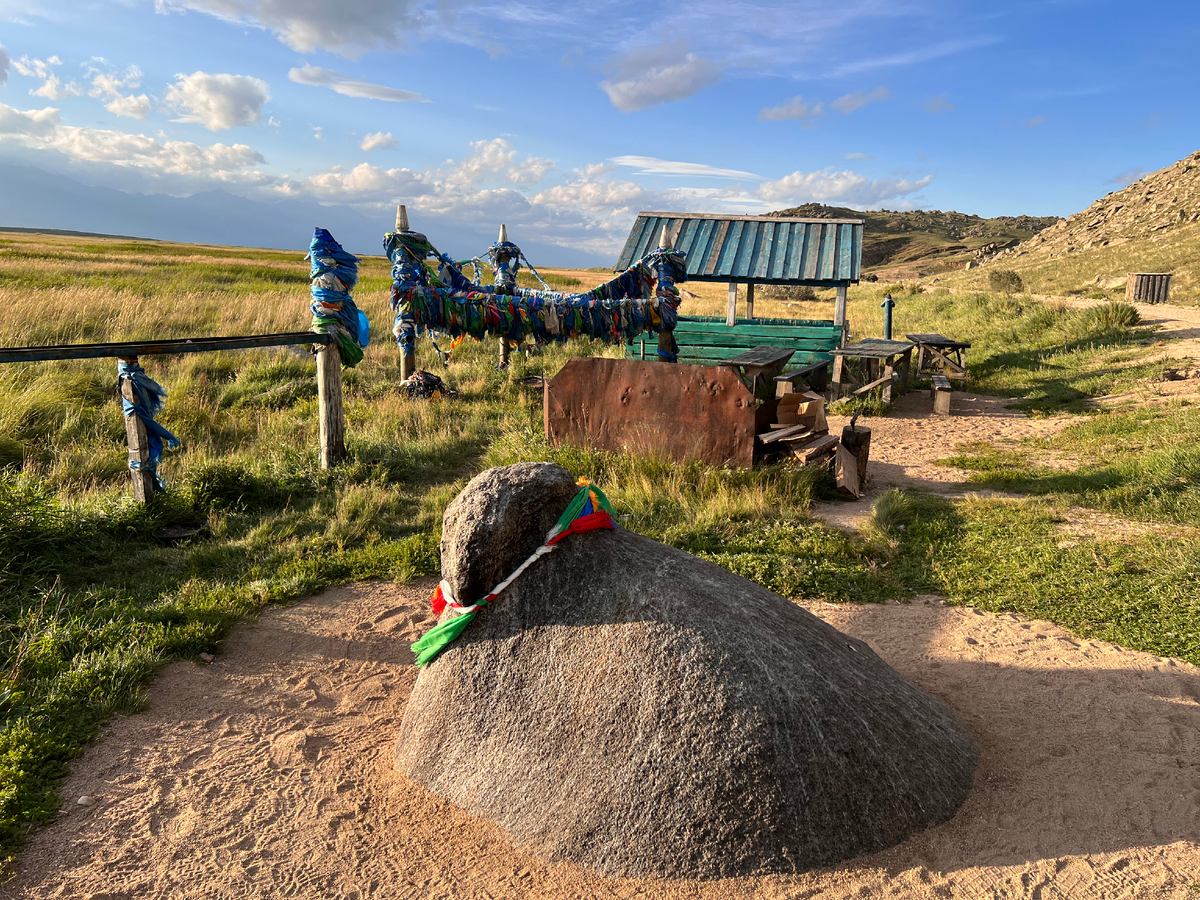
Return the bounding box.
[396,463,976,879]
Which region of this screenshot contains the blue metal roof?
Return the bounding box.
[615,212,863,285]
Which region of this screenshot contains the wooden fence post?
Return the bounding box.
[119,362,155,503]
[726,282,738,326]
[317,342,346,468]
[745,282,755,320]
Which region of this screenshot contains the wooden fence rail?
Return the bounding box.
[0,331,345,501]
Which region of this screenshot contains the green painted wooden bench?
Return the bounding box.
[625,316,844,391]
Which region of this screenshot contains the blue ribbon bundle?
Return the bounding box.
[384,230,686,361]
[117,360,180,492]
[309,228,369,367]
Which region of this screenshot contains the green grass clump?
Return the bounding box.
[892,493,1200,664]
[940,405,1200,525]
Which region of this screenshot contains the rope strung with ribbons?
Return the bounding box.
[309,227,369,367]
[117,359,180,492]
[385,230,686,366]
[411,480,617,667]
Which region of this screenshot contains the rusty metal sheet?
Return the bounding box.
[544,357,758,467]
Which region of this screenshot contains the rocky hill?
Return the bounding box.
[768,203,1060,275]
[990,151,1200,265]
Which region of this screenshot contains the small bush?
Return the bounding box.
[867,489,916,536]
[1081,301,1140,331]
[988,269,1024,294]
[758,284,818,303]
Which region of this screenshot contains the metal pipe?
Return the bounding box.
[880,293,895,340]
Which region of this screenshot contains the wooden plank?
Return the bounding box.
[731,221,759,279]
[816,223,837,280]
[837,223,855,282]
[703,220,730,276]
[0,332,332,364]
[853,373,893,396]
[753,222,775,280]
[797,433,839,462]
[759,423,812,444]
[717,220,745,277]
[722,345,795,367]
[836,443,861,498]
[636,211,865,224]
[120,377,155,504]
[679,315,838,328]
[674,323,842,339]
[317,342,346,468]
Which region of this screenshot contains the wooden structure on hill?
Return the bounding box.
[615,211,864,328]
[1127,273,1172,305]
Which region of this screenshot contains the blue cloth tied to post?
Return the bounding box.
[117,360,180,492]
[309,227,369,367]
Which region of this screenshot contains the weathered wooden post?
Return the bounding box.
[745,282,755,320]
[655,223,679,362]
[119,357,155,503]
[496,224,513,369]
[317,339,345,468]
[834,284,848,335]
[726,282,738,327]
[396,205,417,382]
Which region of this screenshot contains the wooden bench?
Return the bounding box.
[931,374,953,416]
[625,316,842,391]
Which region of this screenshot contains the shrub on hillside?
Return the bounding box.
[988,269,1024,294]
[758,284,818,303]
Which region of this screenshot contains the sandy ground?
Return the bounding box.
[5,580,1199,900]
[815,389,1074,530]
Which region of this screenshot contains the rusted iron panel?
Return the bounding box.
[545,357,758,467]
[616,212,863,285]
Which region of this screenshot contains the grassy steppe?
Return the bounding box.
[0,231,1197,863]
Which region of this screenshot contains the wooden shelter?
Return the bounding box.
[615,211,865,328]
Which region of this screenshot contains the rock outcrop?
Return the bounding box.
[396,463,976,879]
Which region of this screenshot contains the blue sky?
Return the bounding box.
[0,0,1197,258]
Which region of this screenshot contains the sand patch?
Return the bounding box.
[6,581,1200,899]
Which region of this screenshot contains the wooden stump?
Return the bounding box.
[835,443,861,498]
[840,424,871,483]
[317,342,346,468]
[120,374,155,503]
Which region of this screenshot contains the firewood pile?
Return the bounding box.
[756,391,871,498]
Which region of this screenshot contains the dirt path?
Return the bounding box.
[814,390,1075,530]
[6,580,1199,900]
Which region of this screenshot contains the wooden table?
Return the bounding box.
[906,333,970,385]
[830,338,914,403]
[720,345,795,400]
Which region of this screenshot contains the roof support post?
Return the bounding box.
[745,283,754,321]
[834,284,848,338]
[726,282,737,327]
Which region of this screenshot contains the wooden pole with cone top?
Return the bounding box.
[396,204,417,381]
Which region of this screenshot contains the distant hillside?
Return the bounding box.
[767,203,1060,275]
[967,150,1200,302]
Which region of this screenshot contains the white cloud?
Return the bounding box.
[757,167,932,206]
[1023,116,1045,128]
[360,131,398,151]
[843,152,874,159]
[0,102,61,138]
[507,154,555,185]
[925,92,953,114]
[12,55,81,99]
[830,85,890,114]
[758,95,823,125]
[87,64,151,119]
[0,100,266,183]
[165,71,271,131]
[288,65,428,102]
[0,44,8,87]
[600,41,721,113]
[612,155,762,180]
[155,0,434,57]
[832,36,1000,77]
